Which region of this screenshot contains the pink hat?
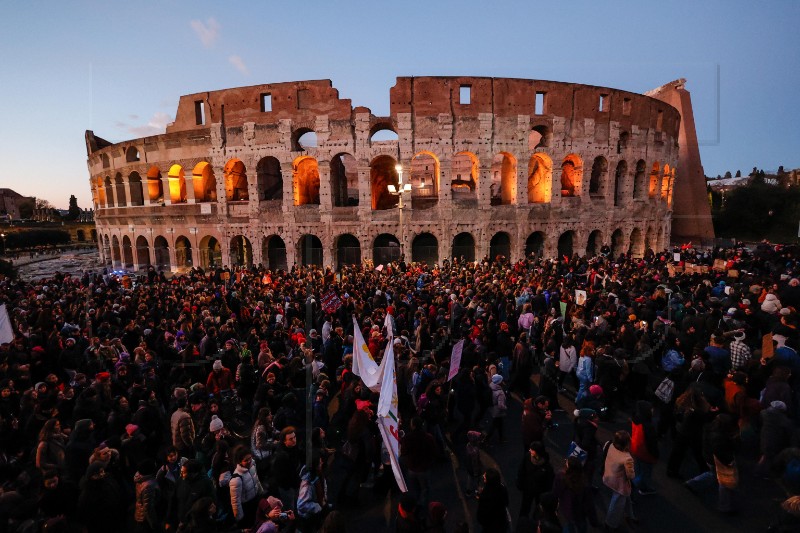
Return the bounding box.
[125,424,139,436]
[589,384,603,396]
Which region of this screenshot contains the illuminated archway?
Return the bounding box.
[224,159,249,201]
[370,155,399,210]
[146,166,163,203]
[192,161,217,203]
[561,155,583,197]
[293,156,320,206]
[451,152,478,202]
[410,151,440,209]
[168,164,187,204]
[104,176,115,207]
[527,153,552,203]
[490,152,516,205]
[661,164,672,203]
[96,177,107,207]
[649,161,661,199]
[175,236,193,269]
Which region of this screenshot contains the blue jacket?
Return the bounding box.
[661,349,685,373]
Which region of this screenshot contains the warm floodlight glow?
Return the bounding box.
[388,184,397,193]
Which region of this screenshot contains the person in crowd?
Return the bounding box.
[477,467,510,532]
[602,430,637,530]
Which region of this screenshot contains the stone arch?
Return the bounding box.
[373,233,401,265]
[369,123,398,143]
[175,236,193,269]
[198,235,222,269]
[489,231,512,261]
[611,228,625,258]
[256,156,283,202]
[451,151,478,201]
[613,161,627,207]
[336,233,361,269]
[154,235,170,270]
[168,164,187,204]
[633,160,646,200]
[90,229,98,242]
[298,234,323,266]
[527,153,552,203]
[104,176,115,207]
[101,153,110,169]
[557,230,576,259]
[128,172,144,206]
[146,166,163,203]
[452,232,476,262]
[76,229,86,242]
[125,146,140,163]
[192,161,217,203]
[262,235,288,271]
[411,151,440,209]
[330,153,358,207]
[370,155,399,210]
[412,232,438,265]
[617,131,630,153]
[589,156,608,196]
[111,235,121,266]
[114,173,127,207]
[525,232,545,258]
[135,235,150,267]
[293,156,320,206]
[95,177,107,207]
[224,159,249,201]
[561,154,583,197]
[122,236,134,269]
[648,161,660,199]
[586,230,603,257]
[292,128,317,151]
[230,235,253,266]
[629,228,645,257]
[491,152,517,205]
[531,124,552,149]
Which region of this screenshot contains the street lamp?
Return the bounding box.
[388,164,412,261]
[0,233,5,256]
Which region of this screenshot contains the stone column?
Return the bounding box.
[122,177,133,208]
[281,162,294,214]
[318,161,333,212]
[357,166,371,217]
[185,175,197,204]
[478,166,492,207]
[438,159,452,207]
[161,176,172,206]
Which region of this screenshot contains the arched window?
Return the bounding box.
[527,153,552,203]
[370,156,399,210]
[330,153,357,207]
[632,160,646,199]
[128,172,144,206]
[412,233,439,265]
[293,156,320,205]
[561,155,582,197]
[490,152,516,205]
[146,166,163,203]
[256,157,283,201]
[589,156,608,196]
[411,151,439,209]
[125,146,140,162]
[192,162,217,203]
[168,164,187,204]
[114,173,127,207]
[613,161,627,207]
[224,159,249,201]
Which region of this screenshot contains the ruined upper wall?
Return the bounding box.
[166,79,354,133]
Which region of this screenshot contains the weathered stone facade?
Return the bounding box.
[86,76,692,272]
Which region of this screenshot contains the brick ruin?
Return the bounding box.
[85,76,711,272]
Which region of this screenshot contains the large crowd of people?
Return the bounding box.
[0,241,798,532]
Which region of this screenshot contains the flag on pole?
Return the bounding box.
[320,290,342,314]
[447,339,465,381]
[0,305,13,345]
[351,316,383,392]
[376,337,408,492]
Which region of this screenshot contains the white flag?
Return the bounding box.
[351,316,382,392]
[0,304,14,345]
[447,339,465,382]
[376,338,408,492]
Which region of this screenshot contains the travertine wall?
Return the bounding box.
[86,77,687,272]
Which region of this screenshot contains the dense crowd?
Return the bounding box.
[0,241,798,533]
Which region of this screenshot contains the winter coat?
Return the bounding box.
[559,345,577,373]
[661,349,685,372]
[602,445,635,496]
[230,463,263,522]
[134,472,161,528]
[761,293,782,315]
[477,480,510,531]
[576,355,594,382]
[173,472,216,525]
[297,465,327,518]
[516,457,555,497]
[761,407,794,460]
[630,417,659,464]
[490,381,508,418]
[171,408,195,451]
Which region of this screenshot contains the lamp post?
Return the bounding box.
[0,233,5,256]
[388,163,412,261]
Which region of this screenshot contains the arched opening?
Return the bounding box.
[589,156,608,196]
[224,159,249,201]
[527,153,552,203]
[611,229,624,258]
[617,131,629,154]
[557,231,575,259]
[76,229,86,242]
[292,128,317,151]
[525,232,545,258]
[648,161,660,199]
[146,166,163,204]
[90,229,98,242]
[192,161,217,203]
[175,236,193,269]
[369,125,398,143]
[263,235,288,271]
[613,161,627,207]
[104,176,115,207]
[633,160,646,200]
[411,151,439,209]
[412,232,438,265]
[661,164,672,202]
[530,125,552,149]
[96,177,107,207]
[330,153,358,207]
[451,152,478,203]
[114,173,127,207]
[370,155,399,210]
[298,235,323,266]
[125,146,140,162]
[154,236,170,270]
[293,156,320,205]
[128,172,144,206]
[230,235,253,267]
[490,232,512,261]
[373,233,401,265]
[111,236,122,267]
[629,228,644,258]
[199,236,222,269]
[586,230,603,257]
[336,234,361,269]
[122,236,134,269]
[452,232,475,262]
[490,152,516,205]
[168,164,187,204]
[135,236,150,268]
[561,155,582,197]
[256,157,283,202]
[667,169,676,207]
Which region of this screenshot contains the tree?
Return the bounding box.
[66,195,80,221]
[735,170,741,177]
[724,171,732,180]
[778,165,785,175]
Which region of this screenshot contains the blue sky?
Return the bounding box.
[1,0,798,209]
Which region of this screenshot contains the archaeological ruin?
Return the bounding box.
[85,76,713,272]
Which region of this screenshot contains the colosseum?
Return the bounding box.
[85,76,712,272]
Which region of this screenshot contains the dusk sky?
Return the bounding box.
[1,1,798,209]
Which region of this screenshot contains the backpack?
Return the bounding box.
[655,377,675,403]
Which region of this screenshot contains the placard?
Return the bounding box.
[575,290,587,306]
[673,253,681,262]
[727,269,739,278]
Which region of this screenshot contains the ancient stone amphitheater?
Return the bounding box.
[86,76,711,272]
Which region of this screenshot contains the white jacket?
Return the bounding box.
[761,293,782,315]
[230,463,263,521]
[559,345,577,373]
